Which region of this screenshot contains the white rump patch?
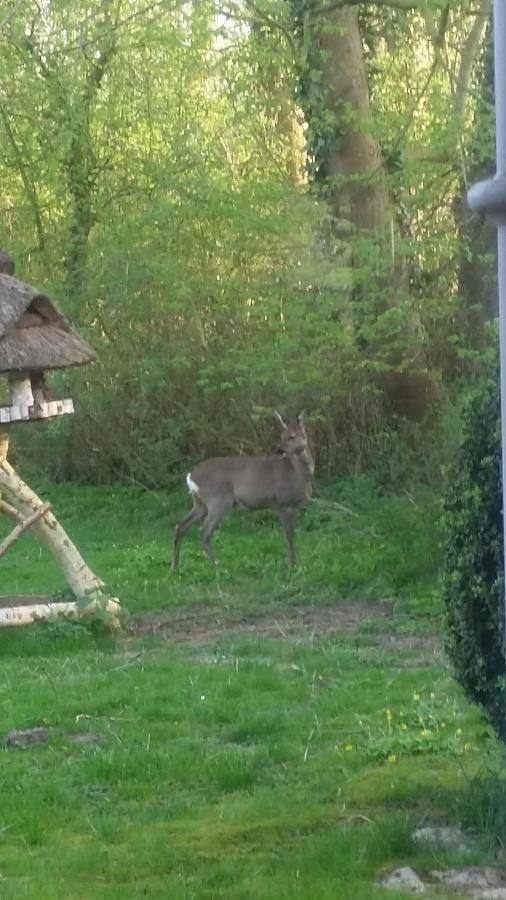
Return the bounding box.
[186,473,200,497]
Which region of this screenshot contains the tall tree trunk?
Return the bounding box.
[312,7,391,238]
[297,4,435,419]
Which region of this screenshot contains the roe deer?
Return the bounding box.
[172,411,314,571]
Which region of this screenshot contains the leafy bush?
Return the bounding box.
[443,365,506,740]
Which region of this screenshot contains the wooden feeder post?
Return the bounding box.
[0,252,120,627]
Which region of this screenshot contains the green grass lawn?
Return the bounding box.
[0,476,440,615]
[0,478,504,898]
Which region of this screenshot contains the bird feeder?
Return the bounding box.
[0,252,120,627]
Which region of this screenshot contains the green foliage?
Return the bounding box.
[443,366,506,740]
[0,1,496,485]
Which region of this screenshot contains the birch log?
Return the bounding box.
[0,449,119,617]
[0,501,51,560]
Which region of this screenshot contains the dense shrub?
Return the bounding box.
[443,365,506,740]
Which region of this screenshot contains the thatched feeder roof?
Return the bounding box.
[0,274,96,375]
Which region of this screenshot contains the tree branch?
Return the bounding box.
[0,0,23,34]
[453,0,491,121]
[386,4,450,162]
[220,1,299,59]
[403,0,491,162]
[0,103,46,249]
[312,0,447,13]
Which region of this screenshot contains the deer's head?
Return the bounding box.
[274,410,309,458]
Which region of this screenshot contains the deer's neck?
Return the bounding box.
[287,448,315,479]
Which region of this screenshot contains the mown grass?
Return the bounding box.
[0,478,504,898]
[0,625,500,900]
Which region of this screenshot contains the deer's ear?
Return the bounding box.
[297,410,307,428]
[274,411,287,429]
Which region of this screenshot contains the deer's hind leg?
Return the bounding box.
[173,499,207,571]
[200,495,234,566]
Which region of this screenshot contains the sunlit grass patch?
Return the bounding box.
[0,616,500,899]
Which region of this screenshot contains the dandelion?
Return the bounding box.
[413,692,421,701]
[420,729,430,736]
[401,723,408,731]
[388,754,397,764]
[430,692,435,700]
[456,728,462,736]
[386,708,392,721]
[441,722,446,728]
[344,744,353,752]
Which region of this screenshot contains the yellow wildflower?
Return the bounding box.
[388,754,397,764]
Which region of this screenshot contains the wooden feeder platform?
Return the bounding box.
[0,398,74,424]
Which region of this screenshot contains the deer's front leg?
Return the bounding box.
[278,507,296,569]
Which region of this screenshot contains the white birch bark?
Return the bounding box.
[0,439,119,619]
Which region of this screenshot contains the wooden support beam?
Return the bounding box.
[0,457,120,620]
[0,597,121,628]
[0,442,120,627]
[0,499,23,522]
[0,431,8,463]
[0,501,52,560]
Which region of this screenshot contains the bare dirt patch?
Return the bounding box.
[129,600,394,645]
